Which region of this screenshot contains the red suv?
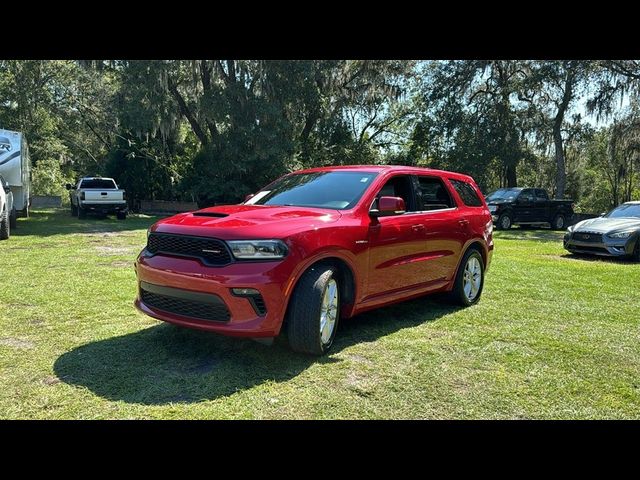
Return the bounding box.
[135,166,493,355]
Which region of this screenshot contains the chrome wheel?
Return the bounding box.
[500,215,511,229]
[462,257,482,302]
[320,279,338,345]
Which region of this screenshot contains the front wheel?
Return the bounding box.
[9,208,17,229]
[552,214,566,230]
[450,249,485,306]
[0,208,9,240]
[287,265,340,355]
[632,239,640,263]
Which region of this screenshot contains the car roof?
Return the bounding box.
[293,165,477,182]
[623,201,640,205]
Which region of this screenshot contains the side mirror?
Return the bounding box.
[370,196,406,217]
[65,183,74,190]
[244,193,255,203]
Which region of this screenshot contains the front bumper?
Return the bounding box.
[134,250,298,337]
[563,232,637,257]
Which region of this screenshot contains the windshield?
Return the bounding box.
[80,179,117,189]
[605,203,640,219]
[485,188,521,202]
[246,171,378,210]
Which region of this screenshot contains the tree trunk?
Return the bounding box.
[505,163,517,187]
[553,68,574,199]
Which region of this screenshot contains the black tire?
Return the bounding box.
[0,208,9,240]
[116,211,127,220]
[78,205,86,219]
[449,248,485,306]
[552,214,566,230]
[286,265,340,355]
[9,208,17,229]
[632,238,640,263]
[496,213,512,230]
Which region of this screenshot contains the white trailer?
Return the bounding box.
[0,128,31,217]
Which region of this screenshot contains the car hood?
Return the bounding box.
[152,204,342,239]
[573,217,640,233]
[486,199,512,206]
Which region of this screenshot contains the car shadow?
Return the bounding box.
[12,209,161,237]
[494,229,565,243]
[559,253,638,265]
[53,295,461,405]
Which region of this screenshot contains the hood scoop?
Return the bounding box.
[192,212,229,218]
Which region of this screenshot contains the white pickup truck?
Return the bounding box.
[67,177,128,220]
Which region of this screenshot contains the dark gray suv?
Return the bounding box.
[564,201,640,261]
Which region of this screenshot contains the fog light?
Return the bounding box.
[231,288,260,296]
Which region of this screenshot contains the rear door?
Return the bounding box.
[412,175,466,284]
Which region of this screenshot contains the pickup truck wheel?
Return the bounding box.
[116,211,127,220]
[552,214,566,230]
[0,208,9,240]
[450,249,484,306]
[9,208,17,229]
[287,265,339,355]
[497,213,512,230]
[77,205,86,219]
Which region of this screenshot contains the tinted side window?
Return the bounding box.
[450,179,483,207]
[415,176,455,211]
[372,175,417,212]
[519,189,534,202]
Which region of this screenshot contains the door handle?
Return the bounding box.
[411,224,425,232]
[458,219,469,226]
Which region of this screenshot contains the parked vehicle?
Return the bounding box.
[0,174,13,240]
[486,187,574,230]
[0,128,31,220]
[564,201,640,261]
[135,165,494,355]
[66,177,128,219]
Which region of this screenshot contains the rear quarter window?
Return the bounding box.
[450,179,483,207]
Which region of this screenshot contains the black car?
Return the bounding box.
[486,187,574,230]
[564,201,640,261]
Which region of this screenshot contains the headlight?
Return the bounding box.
[227,240,288,260]
[607,230,634,239]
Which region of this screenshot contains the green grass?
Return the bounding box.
[1,209,639,419]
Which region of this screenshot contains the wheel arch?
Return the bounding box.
[448,239,488,290]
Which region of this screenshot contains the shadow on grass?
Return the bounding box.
[559,252,639,265]
[12,209,161,237]
[494,228,565,243]
[54,295,460,405]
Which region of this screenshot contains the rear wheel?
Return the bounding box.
[450,248,485,306]
[496,213,512,230]
[552,214,566,230]
[77,205,86,219]
[116,211,127,220]
[0,208,9,240]
[287,265,340,355]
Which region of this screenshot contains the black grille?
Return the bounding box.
[147,233,232,265]
[567,245,608,253]
[572,232,603,243]
[140,286,230,322]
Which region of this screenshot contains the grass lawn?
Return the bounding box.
[1,208,639,419]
